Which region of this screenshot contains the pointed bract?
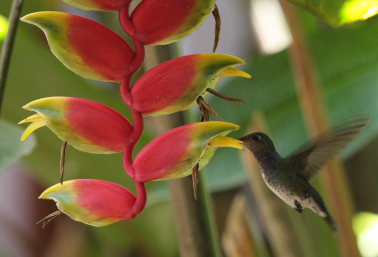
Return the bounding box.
[21,12,134,81]
[128,0,216,45]
[20,97,133,154]
[130,53,251,116]
[133,121,243,182]
[63,0,130,11]
[40,179,136,226]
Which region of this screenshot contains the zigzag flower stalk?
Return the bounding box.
[20,1,251,228]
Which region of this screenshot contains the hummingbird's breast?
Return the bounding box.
[262,172,328,217]
[262,172,299,208]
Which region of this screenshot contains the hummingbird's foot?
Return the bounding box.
[206,88,246,104]
[196,96,223,121]
[36,210,62,229]
[211,4,221,52]
[294,200,303,213]
[60,141,68,184]
[192,163,200,200]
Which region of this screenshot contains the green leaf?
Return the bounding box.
[289,0,378,26]
[205,14,378,192]
[0,119,36,171]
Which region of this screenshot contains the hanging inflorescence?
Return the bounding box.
[19,0,251,227]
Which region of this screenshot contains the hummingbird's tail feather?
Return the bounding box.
[323,214,338,233]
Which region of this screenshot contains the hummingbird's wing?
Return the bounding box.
[285,117,369,180]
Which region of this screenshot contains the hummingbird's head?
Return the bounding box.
[238,132,276,155]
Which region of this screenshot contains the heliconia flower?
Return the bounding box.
[19,97,133,154]
[40,179,136,226]
[132,121,243,182]
[127,0,216,45]
[129,53,251,116]
[62,0,130,11]
[21,11,134,81]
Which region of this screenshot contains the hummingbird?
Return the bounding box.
[239,117,369,232]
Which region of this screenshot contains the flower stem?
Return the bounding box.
[169,173,222,257]
[132,181,147,216]
[118,5,145,77]
[118,8,147,219]
[144,44,222,257]
[0,0,24,115]
[120,79,144,144]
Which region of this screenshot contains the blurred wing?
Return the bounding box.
[286,117,369,180]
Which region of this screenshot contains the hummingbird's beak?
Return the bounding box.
[236,136,246,142]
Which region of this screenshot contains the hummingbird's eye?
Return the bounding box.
[252,134,261,141]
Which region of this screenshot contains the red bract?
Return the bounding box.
[20,97,133,154]
[40,179,137,226]
[127,0,216,45]
[130,53,250,116]
[132,121,242,182]
[21,12,135,81]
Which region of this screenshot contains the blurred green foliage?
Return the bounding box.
[207,15,378,192]
[0,15,8,41]
[289,0,378,26]
[0,119,35,171]
[1,0,378,256]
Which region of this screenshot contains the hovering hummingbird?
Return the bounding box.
[239,117,369,232]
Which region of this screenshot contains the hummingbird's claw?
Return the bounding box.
[294,200,303,213]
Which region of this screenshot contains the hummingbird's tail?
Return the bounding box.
[323,214,338,233]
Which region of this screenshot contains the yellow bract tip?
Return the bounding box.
[217,67,252,79]
[208,136,244,149]
[18,113,43,124]
[39,183,60,199]
[20,120,46,141]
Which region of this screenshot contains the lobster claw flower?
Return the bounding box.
[132,121,243,182]
[39,179,137,226]
[21,11,134,81]
[126,0,216,45]
[19,97,133,154]
[130,53,251,116]
[62,0,131,11]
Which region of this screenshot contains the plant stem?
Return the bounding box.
[169,172,222,257]
[0,0,24,115]
[278,1,361,257]
[144,45,222,257]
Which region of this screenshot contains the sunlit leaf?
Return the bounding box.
[0,15,9,41]
[289,0,378,26]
